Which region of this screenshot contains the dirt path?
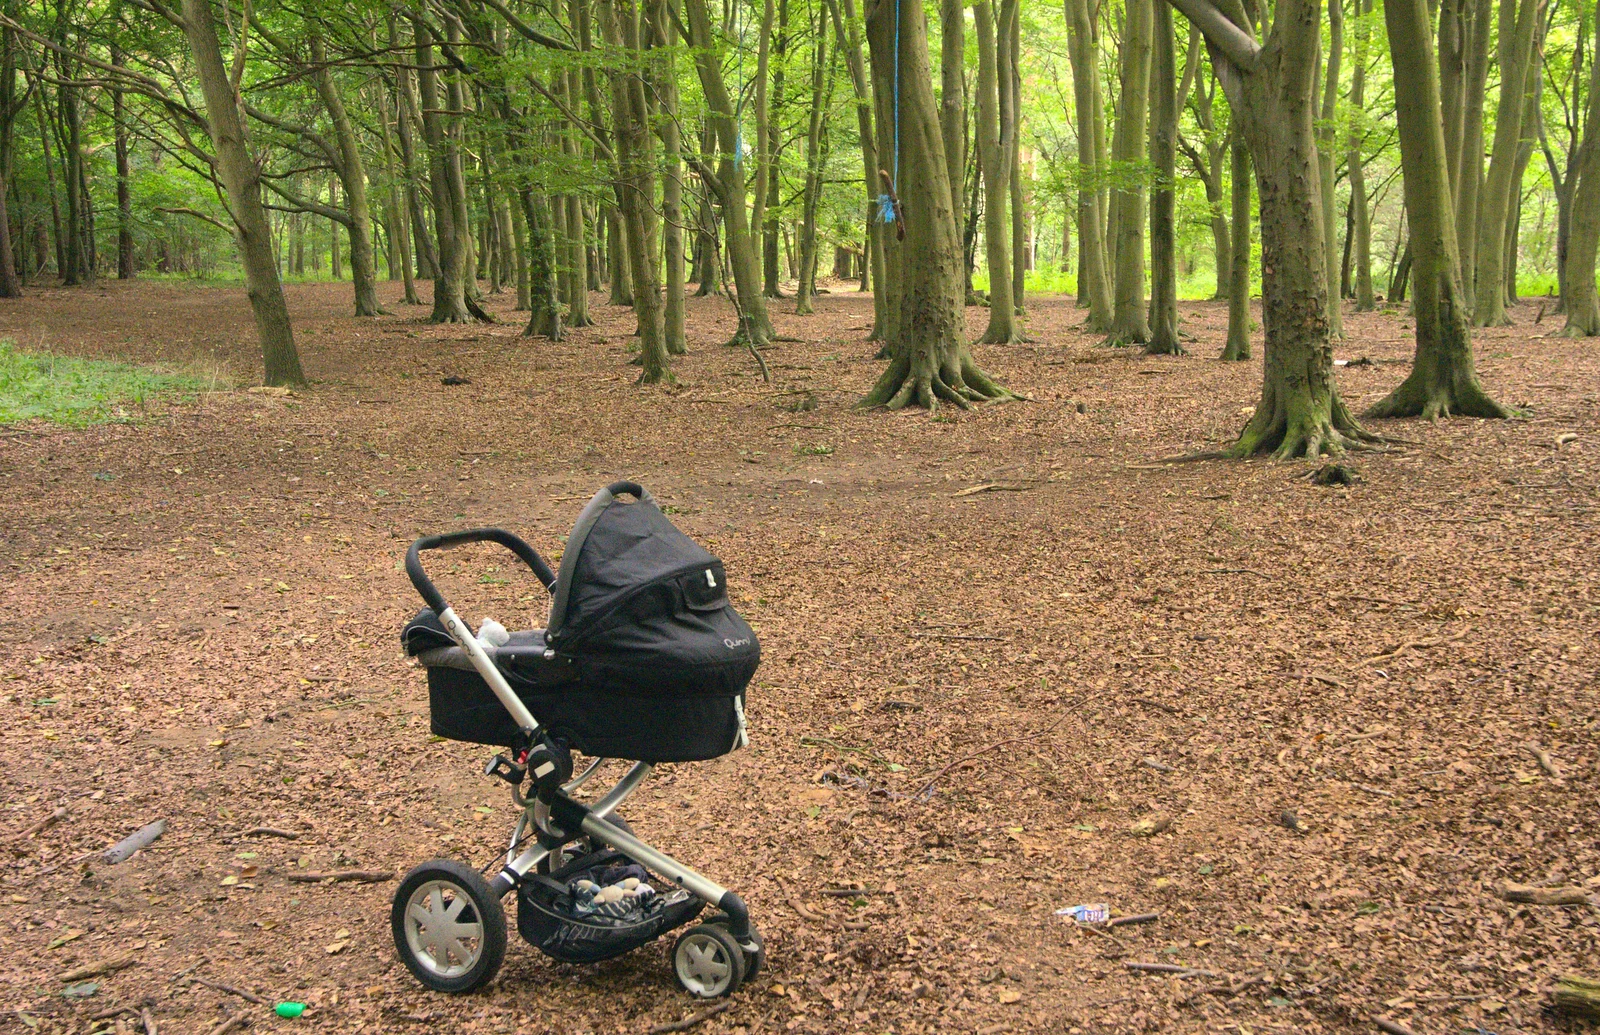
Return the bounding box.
[1,279,1596,1035]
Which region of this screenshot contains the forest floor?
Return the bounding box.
[0,277,1597,1035]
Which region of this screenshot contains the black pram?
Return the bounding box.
[391,482,764,998]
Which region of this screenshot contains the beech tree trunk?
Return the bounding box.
[1472,0,1539,326]
[1167,0,1375,456]
[1107,0,1152,344]
[311,34,381,316]
[1346,0,1374,309]
[180,0,304,385]
[1368,0,1510,417]
[1317,0,1342,338]
[1146,3,1183,354]
[1220,137,1253,359]
[975,0,1018,342]
[1065,0,1113,328]
[859,0,1015,409]
[1456,0,1492,302]
[1561,0,1600,336]
[828,0,886,336]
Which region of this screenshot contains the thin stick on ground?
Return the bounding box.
[279,869,392,883]
[187,978,269,1005]
[1372,1018,1418,1035]
[913,712,1075,800]
[645,1000,733,1034]
[772,874,825,922]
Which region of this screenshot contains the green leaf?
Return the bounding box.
[1357,902,1383,915]
[1198,864,1214,874]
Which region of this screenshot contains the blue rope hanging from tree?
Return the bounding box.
[876,0,905,239]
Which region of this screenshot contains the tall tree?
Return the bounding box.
[859,0,1014,408]
[1368,0,1511,417]
[975,0,1019,342]
[1346,0,1374,310]
[1166,0,1377,455]
[1317,0,1342,338]
[1561,0,1600,335]
[1064,0,1112,329]
[179,0,304,385]
[1472,0,1540,325]
[1107,0,1153,345]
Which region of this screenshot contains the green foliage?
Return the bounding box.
[0,342,206,427]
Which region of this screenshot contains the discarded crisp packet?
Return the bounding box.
[1055,903,1110,923]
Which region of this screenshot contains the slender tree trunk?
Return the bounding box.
[1503,25,1542,306]
[180,0,304,384]
[374,64,420,304]
[860,0,1015,409]
[1107,0,1153,344]
[1347,0,1374,309]
[1368,0,1510,416]
[796,3,832,315]
[110,45,133,281]
[1317,0,1343,338]
[416,22,469,322]
[1562,0,1600,336]
[1147,3,1183,354]
[1472,0,1539,326]
[1065,0,1113,328]
[1006,0,1026,314]
[975,0,1017,342]
[310,34,380,315]
[602,0,667,380]
[0,13,21,297]
[1220,137,1252,359]
[829,0,886,336]
[684,0,778,344]
[1456,0,1492,301]
[648,0,687,354]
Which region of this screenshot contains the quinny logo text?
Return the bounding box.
[724,637,751,649]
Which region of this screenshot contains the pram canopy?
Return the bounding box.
[403,482,760,763]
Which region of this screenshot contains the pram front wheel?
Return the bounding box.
[392,859,507,993]
[702,914,765,978]
[671,923,746,998]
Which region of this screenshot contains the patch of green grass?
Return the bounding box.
[0,341,208,427]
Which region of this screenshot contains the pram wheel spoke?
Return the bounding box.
[703,917,764,979]
[392,860,507,994]
[672,924,746,998]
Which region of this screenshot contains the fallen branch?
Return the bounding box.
[1361,628,1468,665]
[188,977,269,1005]
[1197,568,1270,579]
[280,869,393,884]
[909,632,1006,641]
[645,1000,732,1034]
[60,953,139,982]
[238,827,300,840]
[9,806,67,841]
[1107,912,1161,928]
[1182,971,1267,1005]
[1080,923,1128,957]
[1371,1017,1417,1035]
[1124,962,1221,978]
[104,820,168,864]
[142,1006,159,1035]
[1139,756,1175,773]
[953,482,1038,496]
[203,1015,248,1035]
[772,875,825,922]
[1501,882,1592,906]
[913,712,1075,800]
[1522,744,1562,779]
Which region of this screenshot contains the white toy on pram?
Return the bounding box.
[394,482,763,997]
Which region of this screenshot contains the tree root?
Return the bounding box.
[1226,394,1385,460]
[1364,369,1516,420]
[860,349,1017,412]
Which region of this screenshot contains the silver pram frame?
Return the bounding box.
[392,510,762,999]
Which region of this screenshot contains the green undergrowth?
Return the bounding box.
[0,340,209,427]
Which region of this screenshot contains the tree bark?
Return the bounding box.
[1562,0,1600,336]
[828,0,886,336]
[975,0,1018,342]
[859,0,1015,409]
[179,0,305,385]
[1471,0,1539,325]
[310,33,381,316]
[1167,0,1375,456]
[416,21,469,322]
[1107,0,1153,344]
[1146,3,1183,354]
[1346,0,1374,309]
[796,1,832,315]
[1220,136,1253,359]
[647,0,687,354]
[1065,0,1113,328]
[684,0,778,344]
[1368,0,1511,416]
[1317,0,1342,338]
[1455,0,1492,301]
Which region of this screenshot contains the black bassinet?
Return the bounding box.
[401,483,760,763]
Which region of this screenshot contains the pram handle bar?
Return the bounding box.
[406,527,557,614]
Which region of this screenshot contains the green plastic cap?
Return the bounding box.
[275,1002,306,1019]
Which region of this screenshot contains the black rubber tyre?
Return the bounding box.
[703,915,765,979]
[392,859,507,993]
[671,923,746,998]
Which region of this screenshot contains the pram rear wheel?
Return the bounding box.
[392,859,507,993]
[671,923,746,998]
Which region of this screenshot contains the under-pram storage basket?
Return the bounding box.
[401,483,760,764]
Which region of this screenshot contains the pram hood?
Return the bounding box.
[547,482,730,648]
